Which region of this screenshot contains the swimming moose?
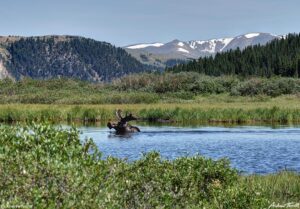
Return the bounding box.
[107,110,140,134]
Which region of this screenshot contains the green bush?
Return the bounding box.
[0,75,299,104]
[262,78,300,97]
[231,77,300,97]
[112,72,240,94]
[0,124,270,208]
[231,78,264,96]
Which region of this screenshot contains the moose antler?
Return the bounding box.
[116,109,123,120]
[116,109,138,124]
[122,113,137,122]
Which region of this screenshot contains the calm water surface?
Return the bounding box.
[78,124,300,174]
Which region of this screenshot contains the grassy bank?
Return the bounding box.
[0,75,299,123]
[243,172,300,204]
[0,74,300,104]
[0,124,299,208]
[1,95,300,123]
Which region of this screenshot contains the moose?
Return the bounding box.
[107,110,140,134]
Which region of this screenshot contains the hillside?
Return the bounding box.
[0,35,152,81]
[168,33,300,77]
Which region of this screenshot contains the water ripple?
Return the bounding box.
[79,125,300,174]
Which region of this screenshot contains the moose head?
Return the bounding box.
[107,109,140,134]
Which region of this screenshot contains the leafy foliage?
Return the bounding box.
[0,74,299,105]
[0,124,271,208]
[112,72,300,96]
[231,77,300,97]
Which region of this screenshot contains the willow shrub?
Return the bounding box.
[111,72,240,94]
[0,75,300,105]
[0,124,268,208]
[231,77,300,97]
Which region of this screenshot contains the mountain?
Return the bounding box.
[124,33,281,67]
[0,33,285,81]
[168,33,300,78]
[0,35,153,81]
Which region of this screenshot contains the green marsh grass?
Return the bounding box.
[242,171,300,203]
[0,95,299,123]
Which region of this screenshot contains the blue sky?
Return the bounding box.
[1,0,299,46]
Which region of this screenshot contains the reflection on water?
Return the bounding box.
[76,123,300,174]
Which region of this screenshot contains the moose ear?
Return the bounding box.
[107,122,113,129]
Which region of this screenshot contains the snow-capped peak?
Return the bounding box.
[127,42,164,49]
[124,33,280,61]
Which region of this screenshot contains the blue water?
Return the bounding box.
[79,124,300,174]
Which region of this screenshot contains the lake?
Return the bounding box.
[78,123,300,174]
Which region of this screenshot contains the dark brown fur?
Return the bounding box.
[107,110,140,134]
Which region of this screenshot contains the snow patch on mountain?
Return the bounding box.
[177,42,185,47]
[244,33,260,38]
[220,38,234,51]
[177,48,189,53]
[127,43,164,49]
[203,40,217,53]
[280,34,288,39]
[187,37,234,52]
[189,41,199,49]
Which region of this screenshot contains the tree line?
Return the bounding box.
[168,33,300,77]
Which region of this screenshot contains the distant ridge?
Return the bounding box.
[124,33,281,67]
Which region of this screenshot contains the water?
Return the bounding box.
[78,124,300,174]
